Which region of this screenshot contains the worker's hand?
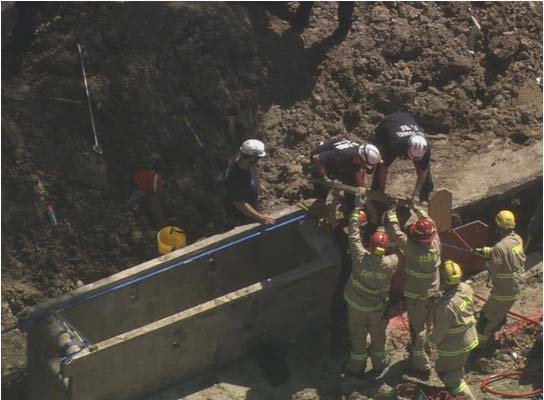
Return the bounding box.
[385,209,398,224]
[474,247,492,259]
[323,175,332,183]
[259,214,276,225]
[354,189,366,208]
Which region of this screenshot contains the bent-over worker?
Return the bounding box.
[371,112,433,202]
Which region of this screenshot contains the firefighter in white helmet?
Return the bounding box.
[343,193,398,379]
[371,112,433,202]
[224,139,275,227]
[473,210,526,353]
[429,260,478,400]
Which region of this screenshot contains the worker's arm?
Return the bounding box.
[412,164,429,200]
[385,210,408,250]
[429,303,452,347]
[312,154,329,181]
[354,169,365,187]
[234,201,275,225]
[377,164,389,192]
[348,208,366,262]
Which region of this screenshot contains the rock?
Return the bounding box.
[375,383,394,399]
[291,388,319,400]
[1,120,24,159]
[399,4,421,20]
[69,150,109,190]
[370,5,390,23]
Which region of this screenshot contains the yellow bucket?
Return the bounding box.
[157,226,186,255]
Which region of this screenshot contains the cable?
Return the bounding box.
[2,212,307,334]
[473,293,542,326]
[481,370,542,398]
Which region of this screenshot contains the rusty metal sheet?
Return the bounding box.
[440,220,489,275]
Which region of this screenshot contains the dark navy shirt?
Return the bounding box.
[224,161,260,218]
[311,138,362,175]
[373,112,431,169]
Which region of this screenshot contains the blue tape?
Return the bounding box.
[2,212,307,334]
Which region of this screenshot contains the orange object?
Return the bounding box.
[132,170,163,194]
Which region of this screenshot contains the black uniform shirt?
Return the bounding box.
[224,161,260,218]
[311,138,362,175]
[373,112,431,169]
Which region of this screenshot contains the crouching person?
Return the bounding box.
[429,260,478,400]
[343,193,398,379]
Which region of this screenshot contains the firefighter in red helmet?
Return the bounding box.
[342,191,399,380]
[385,204,441,379]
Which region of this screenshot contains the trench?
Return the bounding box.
[2,178,543,399]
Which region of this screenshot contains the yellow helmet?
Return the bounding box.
[495,210,515,230]
[440,260,463,286]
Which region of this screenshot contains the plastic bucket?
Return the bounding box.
[157,226,186,255]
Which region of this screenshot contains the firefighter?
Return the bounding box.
[311,137,381,218]
[371,112,433,202]
[343,193,398,379]
[473,210,526,351]
[385,205,440,378]
[429,260,478,400]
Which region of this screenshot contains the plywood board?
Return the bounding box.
[428,189,452,233]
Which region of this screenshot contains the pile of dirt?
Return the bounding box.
[1,1,542,382]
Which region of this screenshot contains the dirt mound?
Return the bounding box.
[1,1,542,380]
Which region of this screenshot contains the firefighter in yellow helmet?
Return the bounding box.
[473,210,526,351]
[385,204,440,379]
[428,261,478,400]
[342,194,398,380]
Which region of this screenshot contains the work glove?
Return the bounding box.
[414,205,428,219]
[385,209,398,224]
[474,247,492,259]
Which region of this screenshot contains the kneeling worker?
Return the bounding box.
[343,192,398,379]
[474,210,526,351]
[224,139,275,227]
[429,260,478,400]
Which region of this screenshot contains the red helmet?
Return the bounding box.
[357,211,368,227]
[370,229,389,256]
[409,217,437,243]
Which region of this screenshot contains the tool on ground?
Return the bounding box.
[44,203,58,226]
[427,189,452,233]
[77,43,103,155]
[183,116,222,183]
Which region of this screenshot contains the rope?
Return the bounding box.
[2,212,307,334]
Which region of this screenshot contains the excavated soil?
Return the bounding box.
[1,2,543,399]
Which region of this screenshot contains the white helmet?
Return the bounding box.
[358,144,382,166]
[407,135,428,160]
[240,139,266,157]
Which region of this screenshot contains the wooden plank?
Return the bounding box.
[428,189,452,233]
[312,179,409,205]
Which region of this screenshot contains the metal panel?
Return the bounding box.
[440,220,489,275]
